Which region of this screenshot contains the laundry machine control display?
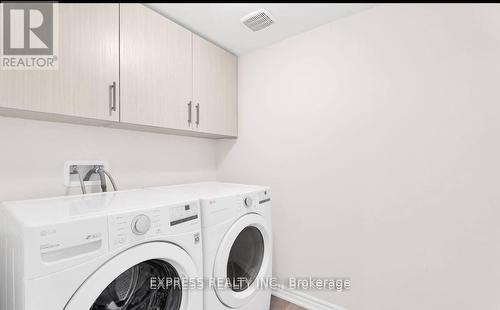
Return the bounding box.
[170,203,199,226]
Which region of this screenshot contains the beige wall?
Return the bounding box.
[217,5,500,310]
[0,116,216,201]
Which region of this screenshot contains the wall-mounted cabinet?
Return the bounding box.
[0,4,120,123]
[120,4,192,131]
[193,35,238,137]
[0,4,237,138]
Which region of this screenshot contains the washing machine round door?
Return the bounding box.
[213,213,272,308]
[64,242,201,310]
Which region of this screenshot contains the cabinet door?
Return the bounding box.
[0,4,120,121]
[193,35,237,137]
[120,4,193,130]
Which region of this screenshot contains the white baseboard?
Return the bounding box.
[272,286,348,310]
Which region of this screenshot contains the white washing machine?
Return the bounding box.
[0,189,203,310]
[147,182,273,310]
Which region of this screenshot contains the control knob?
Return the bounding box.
[244,196,253,207]
[131,214,151,235]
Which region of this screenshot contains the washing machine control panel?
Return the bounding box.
[108,208,163,250]
[108,201,200,250]
[169,203,199,226]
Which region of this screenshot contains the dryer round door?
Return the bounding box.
[64,242,200,310]
[213,213,272,308]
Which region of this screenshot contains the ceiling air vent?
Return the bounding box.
[241,9,276,32]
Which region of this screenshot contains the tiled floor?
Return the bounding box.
[270,296,308,310]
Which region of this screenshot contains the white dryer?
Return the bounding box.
[147,182,273,310]
[0,189,203,310]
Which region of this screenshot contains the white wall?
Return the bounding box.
[217,5,500,310]
[0,116,216,201]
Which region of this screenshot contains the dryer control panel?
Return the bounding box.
[258,189,271,205]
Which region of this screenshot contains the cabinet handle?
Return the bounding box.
[187,101,192,125]
[195,103,200,127]
[109,81,117,113]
